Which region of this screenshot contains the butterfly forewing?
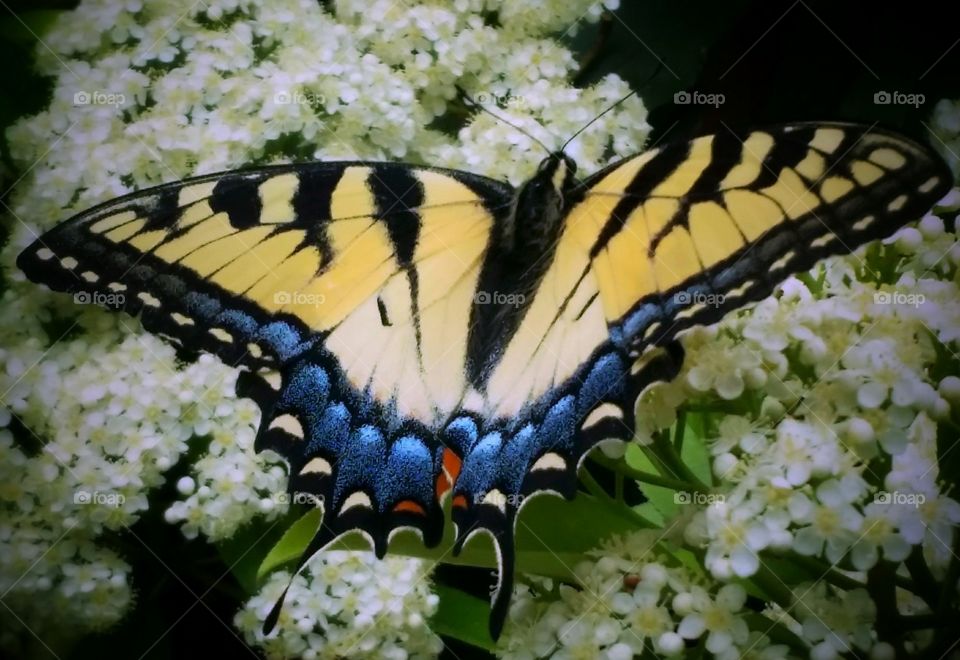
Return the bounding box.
[558,123,951,348]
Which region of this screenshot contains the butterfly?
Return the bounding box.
[17,122,950,638]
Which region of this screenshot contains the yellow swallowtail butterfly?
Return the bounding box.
[17,122,950,637]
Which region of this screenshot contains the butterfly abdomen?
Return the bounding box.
[466,153,579,386]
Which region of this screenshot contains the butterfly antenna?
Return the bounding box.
[458,86,557,156]
[560,61,664,153]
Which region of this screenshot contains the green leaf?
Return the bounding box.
[216,507,304,593]
[431,584,496,651]
[679,413,712,486]
[625,444,680,521]
[257,507,323,581]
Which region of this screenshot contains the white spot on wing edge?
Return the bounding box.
[582,402,623,430]
[269,413,304,439]
[138,291,161,307]
[209,327,233,343]
[887,194,908,211]
[36,248,55,261]
[770,251,795,271]
[339,490,372,514]
[853,216,875,231]
[481,488,507,513]
[530,452,566,472]
[262,371,282,390]
[299,456,332,476]
[811,234,836,248]
[919,177,939,193]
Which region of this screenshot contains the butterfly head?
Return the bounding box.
[510,153,578,252]
[537,151,578,196]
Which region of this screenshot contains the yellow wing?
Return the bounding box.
[18,162,513,426]
[484,123,950,417]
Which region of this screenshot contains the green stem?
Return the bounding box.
[930,532,960,654]
[591,454,701,492]
[867,561,905,656]
[786,552,865,590]
[673,409,687,453]
[578,468,654,529]
[653,431,708,490]
[579,465,609,501]
[751,561,796,610]
[905,546,941,607]
[640,434,678,478]
[741,613,808,655]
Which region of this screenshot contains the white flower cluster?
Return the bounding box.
[235,552,442,659]
[679,198,960,588]
[1,0,639,654]
[499,530,790,659]
[0,313,256,651]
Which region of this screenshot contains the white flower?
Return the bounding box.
[684,328,765,400]
[676,584,749,654]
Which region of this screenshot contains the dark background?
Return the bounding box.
[1,1,957,658]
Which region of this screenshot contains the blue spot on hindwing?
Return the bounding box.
[281,363,331,416]
[500,424,537,492]
[622,303,662,343]
[456,432,502,499]
[258,320,312,362]
[308,402,350,455]
[577,352,625,417]
[216,308,258,336]
[382,436,433,510]
[538,395,576,453]
[443,416,479,455]
[334,425,385,505]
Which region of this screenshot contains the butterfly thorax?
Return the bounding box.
[466,153,578,387]
[506,153,578,252]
